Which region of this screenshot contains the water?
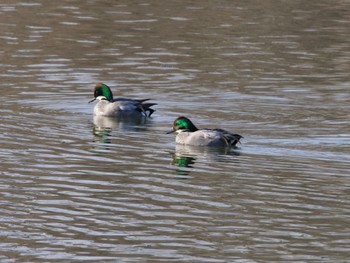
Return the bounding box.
[1,1,350,262]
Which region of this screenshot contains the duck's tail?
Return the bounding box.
[229,134,243,146]
[139,101,157,117]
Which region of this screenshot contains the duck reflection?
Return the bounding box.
[172,153,196,168]
[92,115,150,144]
[171,144,241,176]
[93,125,112,144]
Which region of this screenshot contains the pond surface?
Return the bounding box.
[0,1,349,262]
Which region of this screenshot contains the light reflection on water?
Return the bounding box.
[0,0,350,262]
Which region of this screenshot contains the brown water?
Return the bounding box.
[1,1,350,262]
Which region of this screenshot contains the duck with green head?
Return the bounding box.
[89,83,156,117]
[167,116,243,147]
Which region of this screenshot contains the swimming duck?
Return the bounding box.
[89,83,156,117]
[167,116,242,147]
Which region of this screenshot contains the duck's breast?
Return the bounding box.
[94,100,110,116]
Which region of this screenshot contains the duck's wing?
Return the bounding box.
[113,98,157,117]
[214,129,243,146]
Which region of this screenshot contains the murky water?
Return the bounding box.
[1,1,349,262]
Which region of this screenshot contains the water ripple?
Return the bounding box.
[1,0,350,262]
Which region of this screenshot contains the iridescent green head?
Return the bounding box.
[167,116,198,134]
[89,83,114,103]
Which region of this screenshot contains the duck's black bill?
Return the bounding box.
[166,129,175,134]
[89,98,96,103]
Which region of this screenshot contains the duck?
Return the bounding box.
[167,116,242,147]
[89,83,156,117]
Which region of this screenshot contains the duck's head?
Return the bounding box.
[89,83,114,103]
[167,116,198,134]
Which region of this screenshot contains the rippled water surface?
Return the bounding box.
[1,1,350,262]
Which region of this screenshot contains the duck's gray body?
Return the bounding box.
[90,83,156,117]
[93,96,155,117]
[169,116,242,147]
[175,129,242,147]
